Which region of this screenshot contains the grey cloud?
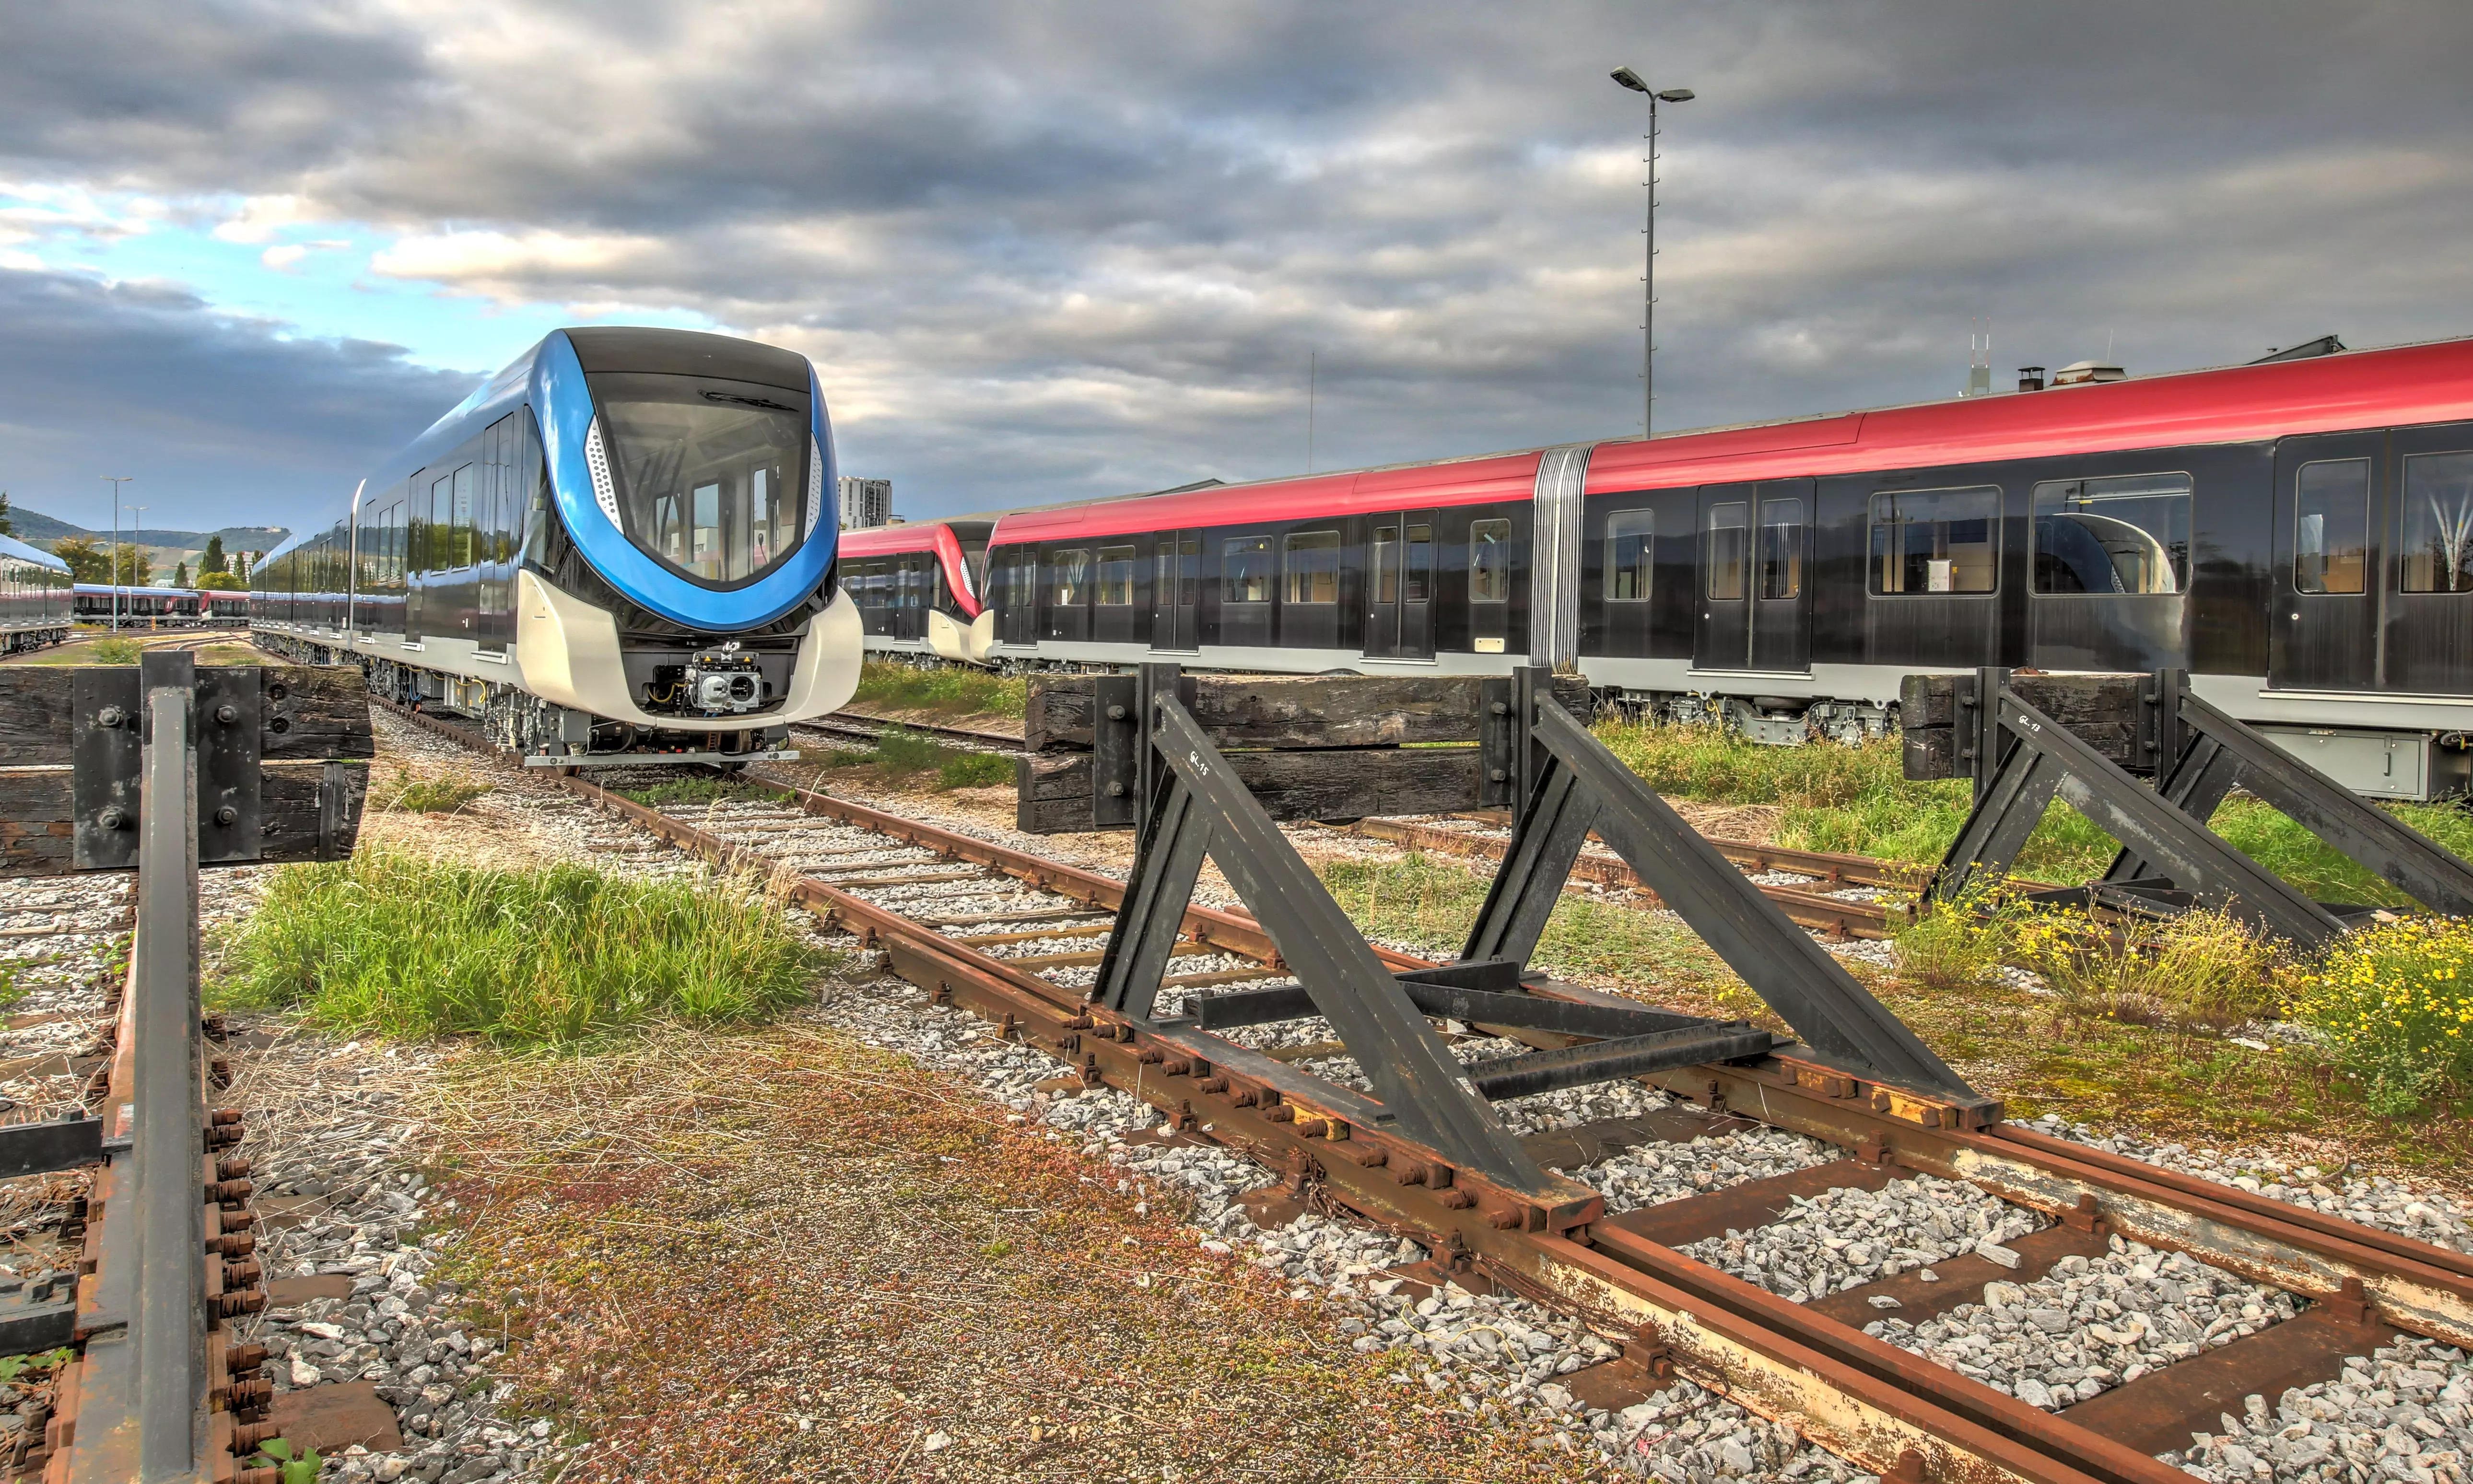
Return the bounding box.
[3,1,2473,519]
[0,269,478,531]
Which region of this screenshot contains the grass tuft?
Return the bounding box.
[88,637,141,665]
[850,660,1026,721]
[2287,916,2473,1115]
[821,725,1014,791]
[212,846,821,1044]
[613,776,791,808]
[936,751,1014,789]
[2015,905,2283,1032]
[377,768,492,815]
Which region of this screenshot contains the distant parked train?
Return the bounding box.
[71,584,251,627]
[0,536,71,654]
[251,327,862,762]
[860,336,2473,799]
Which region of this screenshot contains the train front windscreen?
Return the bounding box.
[595,372,815,587]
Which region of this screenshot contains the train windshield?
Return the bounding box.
[596,373,811,585]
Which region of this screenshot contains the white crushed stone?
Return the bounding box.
[1567,1128,1835,1215]
[1868,1242,2297,1411]
[1682,1173,2046,1300]
[2177,1335,2473,1481]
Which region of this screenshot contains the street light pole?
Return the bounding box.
[101,476,133,631]
[1611,68,1694,438]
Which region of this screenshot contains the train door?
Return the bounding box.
[2268,431,2381,692]
[997,549,1038,646]
[1694,480,1812,673]
[1151,530,1200,653]
[405,470,431,644]
[2380,420,2473,693]
[1363,512,1434,659]
[1750,480,1812,672]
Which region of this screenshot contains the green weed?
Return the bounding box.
[822,726,1011,791]
[851,660,1027,720]
[212,847,820,1044]
[250,1438,322,1484]
[2014,905,2284,1032]
[1890,886,2035,992]
[614,776,791,809]
[2287,916,2473,1115]
[0,1349,69,1385]
[88,637,141,665]
[378,768,492,815]
[937,751,1014,789]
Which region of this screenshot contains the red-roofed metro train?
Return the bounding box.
[853,337,2473,799]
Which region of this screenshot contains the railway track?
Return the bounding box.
[791,709,1027,753]
[7,671,275,1484]
[383,693,2473,1484]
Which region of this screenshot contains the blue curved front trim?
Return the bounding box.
[534,332,839,632]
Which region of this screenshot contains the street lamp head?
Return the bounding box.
[1656,88,1696,103]
[1610,66,1651,93]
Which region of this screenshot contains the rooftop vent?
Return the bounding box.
[2051,359,2127,386]
[2251,335,2346,364]
[2017,366,2047,392]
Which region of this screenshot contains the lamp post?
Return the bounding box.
[101,476,133,631]
[1610,67,1694,438]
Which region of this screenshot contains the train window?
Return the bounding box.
[1606,510,1653,601]
[2295,459,2369,595]
[452,465,477,566]
[2032,473,2190,595]
[1050,549,1092,607]
[1707,503,1748,600]
[1469,520,1512,602]
[1225,536,1273,603]
[1284,531,1340,604]
[2401,451,2473,594]
[1869,487,1998,595]
[1097,546,1137,605]
[429,473,453,572]
[1405,525,1431,602]
[1372,526,1399,604]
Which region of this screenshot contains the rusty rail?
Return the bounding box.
[385,697,2473,1484]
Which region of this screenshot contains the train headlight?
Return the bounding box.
[683,648,766,715]
[806,439,824,539]
[584,418,623,531]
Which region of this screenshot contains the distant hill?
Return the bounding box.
[2,506,288,553]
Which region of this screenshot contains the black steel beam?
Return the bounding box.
[1191,970,1712,1042]
[1991,689,2344,947]
[0,1116,101,1180]
[2172,686,2473,918]
[1146,694,1547,1190]
[1523,688,1981,1102]
[1465,1023,1780,1100]
[1090,776,1211,1021]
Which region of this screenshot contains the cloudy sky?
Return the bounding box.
[3,1,2471,535]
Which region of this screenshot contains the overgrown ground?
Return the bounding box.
[1593,717,2473,903]
[0,630,260,666]
[1312,844,2473,1179]
[846,660,1028,730]
[424,1029,1615,1484]
[217,725,1616,1482]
